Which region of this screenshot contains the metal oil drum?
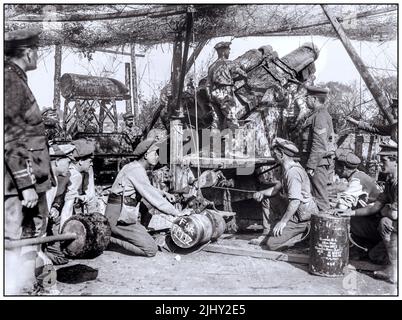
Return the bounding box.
[309,212,350,277]
[170,209,226,249]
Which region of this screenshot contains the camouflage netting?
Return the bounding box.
[5,4,397,51]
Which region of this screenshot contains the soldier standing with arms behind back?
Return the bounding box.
[300,85,334,212]
[4,28,54,294]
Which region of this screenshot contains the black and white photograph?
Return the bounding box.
[1,2,398,299]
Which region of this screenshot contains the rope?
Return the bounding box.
[211,186,257,193]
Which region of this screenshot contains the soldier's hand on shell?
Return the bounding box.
[21,188,38,208]
[253,192,264,202]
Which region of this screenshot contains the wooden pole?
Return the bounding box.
[53,44,62,116]
[124,62,132,115]
[131,44,139,122]
[321,4,393,124]
[185,39,208,75]
[170,9,194,192]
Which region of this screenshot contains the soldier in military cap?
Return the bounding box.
[337,140,398,284]
[346,97,397,142]
[42,107,65,142]
[299,85,335,212]
[105,138,181,257]
[252,138,318,250]
[59,139,97,229]
[207,41,247,130]
[41,144,76,267]
[334,149,381,211]
[4,28,54,294]
[122,112,142,147]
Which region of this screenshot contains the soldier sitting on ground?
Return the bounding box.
[333,149,384,261]
[252,138,319,250]
[337,140,398,284]
[44,144,76,266]
[59,139,97,230]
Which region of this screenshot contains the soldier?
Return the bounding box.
[207,41,247,130]
[45,144,76,266]
[59,139,97,229]
[4,28,54,294]
[300,85,334,211]
[105,138,181,257]
[42,107,64,142]
[334,150,382,210]
[337,140,398,284]
[122,112,142,147]
[346,98,398,142]
[252,138,318,250]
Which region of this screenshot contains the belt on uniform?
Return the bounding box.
[107,193,138,207]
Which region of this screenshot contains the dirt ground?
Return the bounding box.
[54,234,397,296]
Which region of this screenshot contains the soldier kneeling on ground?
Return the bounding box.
[252,138,319,250]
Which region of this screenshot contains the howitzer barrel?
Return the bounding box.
[170,210,226,249]
[60,73,130,100]
[281,42,319,73]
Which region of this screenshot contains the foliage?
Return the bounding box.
[319,75,396,135]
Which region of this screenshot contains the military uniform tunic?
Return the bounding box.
[207,58,247,129]
[4,60,52,240]
[300,105,334,211]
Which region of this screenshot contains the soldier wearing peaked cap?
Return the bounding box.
[300,85,335,212]
[41,108,65,142]
[122,112,142,147]
[346,98,398,142]
[4,28,54,295]
[251,137,318,250]
[104,137,181,257]
[207,40,247,131]
[43,144,77,268]
[59,139,97,229]
[337,140,398,284]
[334,149,381,211]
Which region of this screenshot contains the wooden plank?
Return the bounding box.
[204,243,310,264]
[204,243,385,272]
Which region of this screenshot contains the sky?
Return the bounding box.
[29,35,397,114]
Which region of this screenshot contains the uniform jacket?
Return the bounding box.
[300,105,334,170]
[4,60,52,195]
[110,161,177,216]
[208,58,247,90]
